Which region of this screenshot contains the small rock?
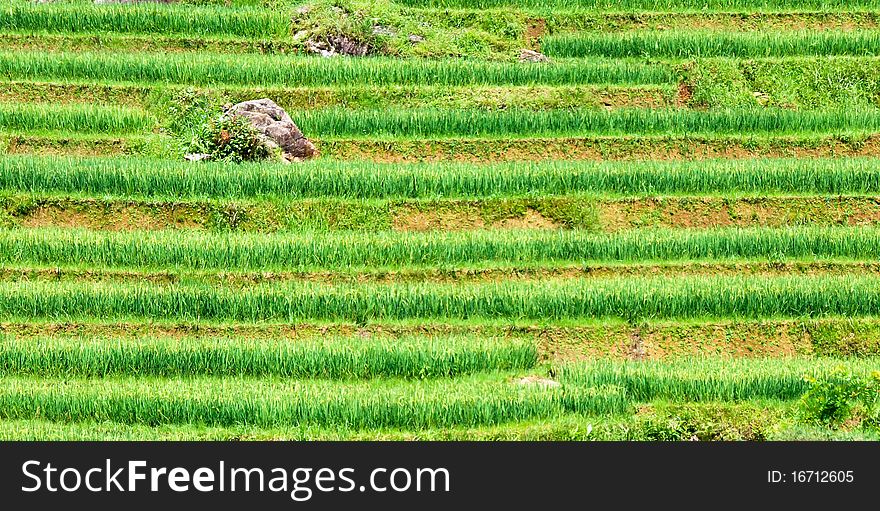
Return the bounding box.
[306,36,370,57]
[518,49,549,63]
[516,376,561,388]
[752,91,770,105]
[306,39,336,58]
[295,5,311,15]
[408,34,425,44]
[373,25,397,37]
[184,153,212,162]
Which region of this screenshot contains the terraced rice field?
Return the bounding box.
[0,0,878,441]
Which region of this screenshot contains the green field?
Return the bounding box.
[0,0,878,441]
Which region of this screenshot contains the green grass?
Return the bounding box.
[6,226,880,271]
[544,31,880,58]
[0,374,624,429]
[296,107,880,138]
[5,156,880,199]
[685,57,880,110]
[0,358,869,431]
[0,103,154,134]
[4,275,880,321]
[0,334,536,379]
[560,358,880,401]
[395,0,880,10]
[0,2,290,38]
[0,51,676,87]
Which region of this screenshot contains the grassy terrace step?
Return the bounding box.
[0,51,676,86]
[7,260,880,287]
[298,107,880,138]
[5,156,879,200]
[399,0,880,10]
[0,374,598,429]
[0,81,676,111]
[0,334,536,378]
[1,133,155,157]
[0,103,155,135]
[0,3,290,38]
[558,357,880,402]
[7,406,878,441]
[4,275,880,321]
[543,12,880,32]
[543,31,880,58]
[8,133,880,161]
[5,226,880,271]
[3,195,879,232]
[683,57,880,110]
[318,134,880,161]
[0,33,297,55]
[0,358,871,429]
[2,317,879,359]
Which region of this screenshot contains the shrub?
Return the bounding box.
[799,368,880,429]
[196,115,272,163]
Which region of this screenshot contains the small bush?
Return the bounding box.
[195,115,272,163]
[165,89,272,163]
[799,368,880,429]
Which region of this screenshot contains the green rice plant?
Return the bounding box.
[3,226,880,272]
[394,0,879,10]
[295,107,880,138]
[0,103,155,134]
[3,275,880,322]
[6,156,880,200]
[0,334,537,378]
[559,358,880,402]
[0,374,629,429]
[543,31,880,58]
[0,3,289,38]
[0,51,676,86]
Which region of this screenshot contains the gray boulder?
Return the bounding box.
[224,98,317,161]
[519,49,550,63]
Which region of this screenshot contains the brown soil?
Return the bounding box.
[392,209,486,232]
[10,196,879,233]
[677,82,694,107]
[3,317,878,361]
[524,18,547,50]
[4,261,879,287]
[4,136,138,157]
[19,203,204,231]
[494,209,559,230]
[319,135,880,163]
[598,197,880,232]
[583,12,880,32]
[392,207,558,232]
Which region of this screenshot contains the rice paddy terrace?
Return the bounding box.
[0,0,878,440]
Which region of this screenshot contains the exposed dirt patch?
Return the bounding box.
[392,209,486,232]
[676,82,694,107]
[494,209,559,230]
[319,135,880,163]
[4,136,139,157]
[393,206,560,232]
[524,18,547,50]
[641,322,810,359]
[629,328,648,360]
[3,318,879,361]
[6,261,879,287]
[597,197,880,232]
[562,12,880,32]
[18,202,204,231]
